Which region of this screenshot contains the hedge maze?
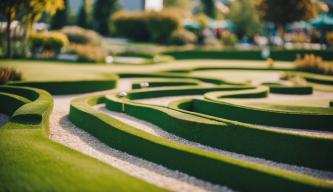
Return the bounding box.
[1,63,333,191]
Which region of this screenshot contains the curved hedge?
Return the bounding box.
[0,86,53,127]
[200,91,333,131]
[7,79,118,95]
[0,86,164,191]
[163,49,333,61]
[131,79,200,89]
[261,83,314,95]
[70,93,333,192]
[104,86,333,172]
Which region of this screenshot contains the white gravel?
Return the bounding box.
[0,113,10,127]
[49,79,233,192]
[95,105,333,181]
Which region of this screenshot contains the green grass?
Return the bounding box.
[0,86,165,192]
[0,127,165,192]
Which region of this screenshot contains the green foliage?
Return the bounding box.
[227,0,262,37]
[111,11,180,43]
[0,67,22,85]
[256,0,317,26]
[200,0,217,19]
[164,49,333,61]
[220,31,239,47]
[163,0,190,9]
[0,86,163,191]
[93,0,119,36]
[169,29,197,45]
[28,32,69,56]
[0,0,64,58]
[68,44,108,63]
[50,0,68,30]
[295,54,333,75]
[59,26,102,45]
[77,0,93,29]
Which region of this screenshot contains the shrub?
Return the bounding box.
[0,67,22,84]
[29,32,69,56]
[326,31,333,46]
[111,11,180,43]
[69,44,108,63]
[169,29,197,45]
[220,31,238,47]
[295,54,333,75]
[59,26,102,45]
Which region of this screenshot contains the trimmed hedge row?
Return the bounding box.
[70,94,333,192]
[7,79,118,95]
[269,85,313,95]
[198,93,333,131]
[0,86,53,127]
[163,49,333,61]
[0,88,163,191]
[0,92,30,116]
[295,72,333,85]
[127,85,255,100]
[105,86,333,172]
[119,73,238,85]
[131,79,200,89]
[261,83,314,95]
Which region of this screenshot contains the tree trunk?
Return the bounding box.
[6,11,12,58]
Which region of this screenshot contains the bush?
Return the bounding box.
[220,31,238,47]
[295,54,333,75]
[0,67,22,84]
[111,11,180,43]
[69,44,108,63]
[59,26,102,45]
[29,32,69,56]
[169,29,197,45]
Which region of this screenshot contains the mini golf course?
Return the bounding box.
[0,59,333,192]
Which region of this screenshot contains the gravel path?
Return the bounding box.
[95,105,333,181]
[49,79,233,192]
[0,114,10,127]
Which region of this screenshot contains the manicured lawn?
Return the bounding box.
[0,123,164,191]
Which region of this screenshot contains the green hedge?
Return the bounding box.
[294,72,333,85]
[70,94,333,191]
[0,92,30,116]
[0,86,53,126]
[163,49,333,61]
[268,85,313,95]
[0,86,163,191]
[132,79,200,89]
[104,86,333,172]
[7,79,118,95]
[195,97,333,131]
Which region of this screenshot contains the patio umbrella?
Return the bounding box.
[310,14,333,30]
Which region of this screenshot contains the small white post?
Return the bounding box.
[118,91,127,113]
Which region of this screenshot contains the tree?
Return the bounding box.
[94,0,119,36]
[228,0,262,37]
[77,0,93,29]
[0,0,27,58]
[256,0,317,27]
[200,0,217,19]
[164,0,191,10]
[0,0,64,58]
[50,0,68,30]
